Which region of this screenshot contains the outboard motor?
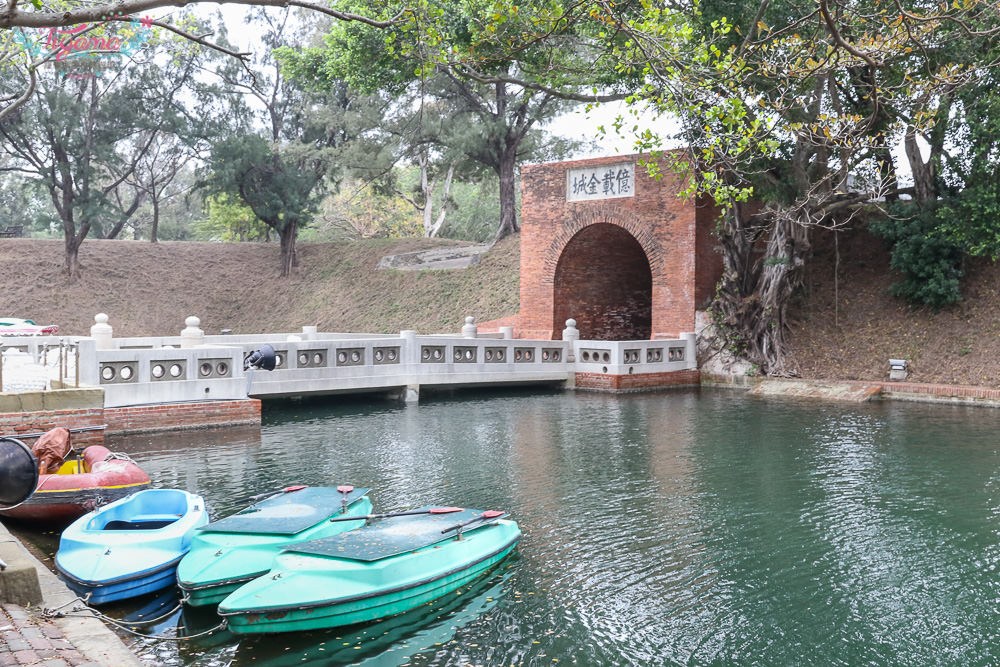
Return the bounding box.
[0,437,38,508]
[243,344,277,371]
[244,344,277,395]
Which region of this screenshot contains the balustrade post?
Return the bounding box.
[181,316,204,348]
[399,330,419,403]
[562,319,579,362]
[91,313,113,350]
[681,332,697,369]
[461,316,477,339]
[499,326,513,340]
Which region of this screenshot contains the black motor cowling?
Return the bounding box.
[243,344,277,372]
[0,437,38,508]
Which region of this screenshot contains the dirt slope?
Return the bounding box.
[787,227,1000,386]
[0,236,520,338]
[0,230,995,387]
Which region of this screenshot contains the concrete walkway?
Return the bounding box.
[0,521,141,666]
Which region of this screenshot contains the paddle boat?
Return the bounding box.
[0,445,150,524]
[177,485,372,607]
[217,506,521,634]
[55,488,208,604]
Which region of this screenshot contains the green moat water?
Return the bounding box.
[67,388,1000,664]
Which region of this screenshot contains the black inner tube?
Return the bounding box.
[0,437,38,507]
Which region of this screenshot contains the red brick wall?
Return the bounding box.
[520,152,711,340]
[0,409,106,447]
[105,399,261,435]
[0,399,261,442]
[575,369,701,391]
[695,196,725,308]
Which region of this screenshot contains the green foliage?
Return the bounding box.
[206,135,322,234]
[870,205,965,308]
[303,181,421,241]
[933,89,1000,259]
[0,176,58,236]
[193,193,270,242]
[935,185,1000,260]
[279,0,590,242]
[438,177,505,243]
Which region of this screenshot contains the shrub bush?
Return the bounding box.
[869,203,965,308]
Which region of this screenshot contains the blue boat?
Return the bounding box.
[55,488,208,604]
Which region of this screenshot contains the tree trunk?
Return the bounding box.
[493,147,519,242]
[904,125,936,206]
[150,195,159,244]
[63,233,84,282]
[710,205,810,376]
[427,163,455,238]
[278,223,297,277]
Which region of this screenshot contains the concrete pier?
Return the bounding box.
[0,521,141,666]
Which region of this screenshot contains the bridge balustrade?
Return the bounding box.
[2,326,698,407]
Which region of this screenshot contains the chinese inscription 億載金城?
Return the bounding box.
[566,162,635,202]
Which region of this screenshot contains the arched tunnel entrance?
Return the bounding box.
[553,223,653,340]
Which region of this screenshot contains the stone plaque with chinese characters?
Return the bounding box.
[566,162,635,202]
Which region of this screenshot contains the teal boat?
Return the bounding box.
[176,485,371,607]
[217,506,521,634]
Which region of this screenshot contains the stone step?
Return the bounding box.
[0,536,42,606]
[748,379,883,402]
[377,244,492,271]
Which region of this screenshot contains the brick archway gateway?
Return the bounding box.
[553,223,653,340]
[516,152,724,340]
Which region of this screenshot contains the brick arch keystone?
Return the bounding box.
[540,204,667,285]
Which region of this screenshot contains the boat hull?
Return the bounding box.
[55,488,208,604]
[177,487,372,607]
[60,556,184,605]
[219,517,521,634]
[0,446,150,524]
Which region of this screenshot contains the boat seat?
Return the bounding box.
[104,513,181,531]
[130,513,182,522]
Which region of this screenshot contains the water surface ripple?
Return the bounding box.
[84,388,1000,665]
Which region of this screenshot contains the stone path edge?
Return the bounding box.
[0,520,142,666]
[703,373,1000,407]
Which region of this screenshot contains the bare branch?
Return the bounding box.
[452,62,628,104]
[0,1,408,30]
[0,58,34,123]
[133,18,251,59]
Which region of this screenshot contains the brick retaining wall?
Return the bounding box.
[0,389,261,441]
[104,399,261,435]
[0,408,106,447]
[575,369,702,392]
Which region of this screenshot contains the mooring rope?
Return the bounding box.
[42,597,226,641]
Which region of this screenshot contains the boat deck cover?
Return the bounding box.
[203,487,371,536]
[286,507,495,562]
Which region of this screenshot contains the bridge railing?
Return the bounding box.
[572,333,698,375]
[1,318,698,407]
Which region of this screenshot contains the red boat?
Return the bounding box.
[0,445,151,524]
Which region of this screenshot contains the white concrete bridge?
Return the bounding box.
[0,315,698,408]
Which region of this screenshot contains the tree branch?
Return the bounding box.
[0,60,35,123]
[0,2,407,30]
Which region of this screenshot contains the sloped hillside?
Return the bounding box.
[787,227,1000,386]
[0,236,520,338]
[1,229,997,386]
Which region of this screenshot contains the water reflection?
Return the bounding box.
[22,389,1000,665]
[211,565,512,666]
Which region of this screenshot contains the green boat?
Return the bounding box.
[217,506,521,634]
[176,485,372,607]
